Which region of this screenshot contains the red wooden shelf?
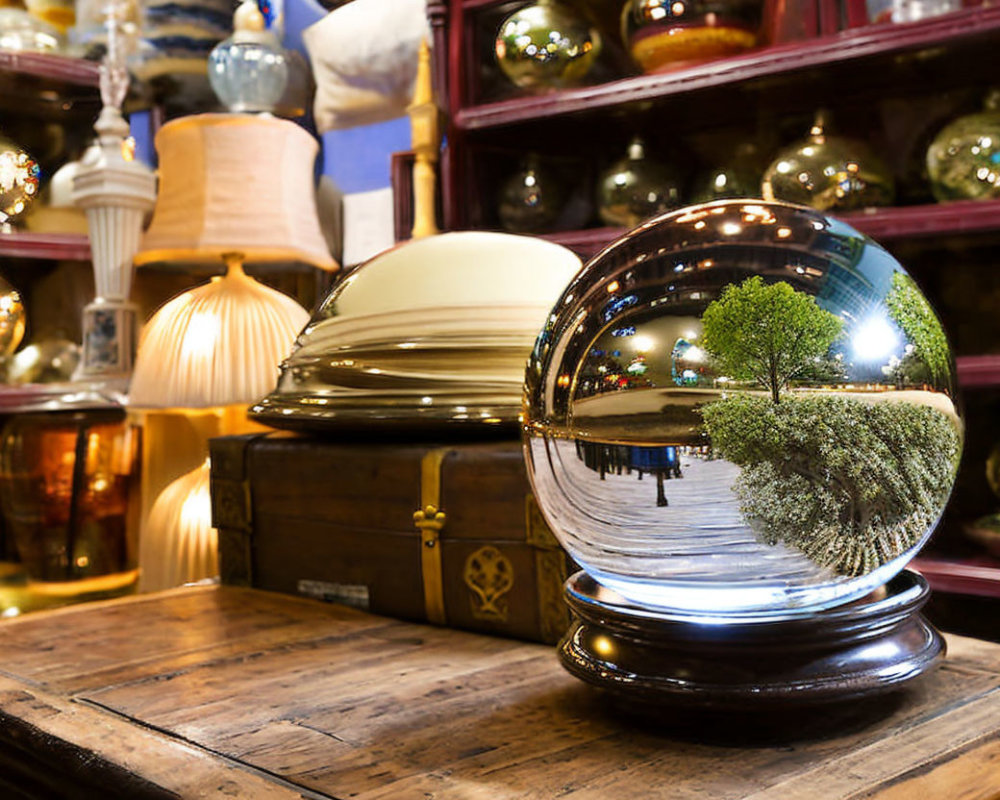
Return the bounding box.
[911,556,1000,599]
[542,198,1000,260]
[455,6,1000,131]
[955,355,1000,389]
[0,51,99,88]
[840,199,1000,240]
[0,232,91,261]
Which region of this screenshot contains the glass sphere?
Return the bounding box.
[691,142,765,202]
[495,0,601,91]
[762,114,895,212]
[596,137,681,227]
[622,0,761,74]
[0,7,62,52]
[523,199,962,619]
[498,154,565,233]
[0,132,40,225]
[0,276,25,358]
[208,0,288,113]
[926,91,1000,203]
[209,39,288,113]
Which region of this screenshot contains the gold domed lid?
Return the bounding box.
[251,231,582,431]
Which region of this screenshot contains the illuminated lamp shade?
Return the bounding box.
[133,113,336,272]
[129,259,309,407]
[140,460,215,591]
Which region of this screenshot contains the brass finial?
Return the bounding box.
[408,38,440,239]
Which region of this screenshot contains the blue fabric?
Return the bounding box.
[321,118,411,193]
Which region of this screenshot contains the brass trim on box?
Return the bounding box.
[415,448,452,625]
[464,545,514,621]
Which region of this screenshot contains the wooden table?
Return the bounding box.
[1,586,999,799]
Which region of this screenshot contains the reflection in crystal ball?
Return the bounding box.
[523,200,963,619]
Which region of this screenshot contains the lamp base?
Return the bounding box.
[75,299,137,386]
[559,569,943,712]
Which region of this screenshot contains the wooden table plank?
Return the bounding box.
[0,677,311,799]
[1,586,1000,798]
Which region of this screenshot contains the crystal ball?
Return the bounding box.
[523,200,962,619]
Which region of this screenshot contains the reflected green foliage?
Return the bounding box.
[700,277,843,403]
[702,394,961,576]
[886,272,951,391]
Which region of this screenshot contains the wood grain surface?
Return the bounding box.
[0,585,999,799]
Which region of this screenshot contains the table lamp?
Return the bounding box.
[71,0,156,389]
[524,199,962,710]
[130,112,335,591]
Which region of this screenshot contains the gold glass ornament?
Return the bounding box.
[498,154,565,233]
[762,112,895,212]
[0,131,40,227]
[495,0,601,91]
[596,137,681,227]
[0,275,26,359]
[927,90,1000,203]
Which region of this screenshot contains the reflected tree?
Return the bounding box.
[700,277,843,403]
[702,394,961,576]
[886,272,951,391]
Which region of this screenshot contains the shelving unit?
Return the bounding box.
[428,2,1000,610]
[453,6,1000,131]
[0,232,91,262]
[0,50,99,87]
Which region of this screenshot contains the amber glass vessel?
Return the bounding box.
[0,408,139,610]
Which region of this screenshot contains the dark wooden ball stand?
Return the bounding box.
[559,569,944,712]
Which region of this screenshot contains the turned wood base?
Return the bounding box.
[559,569,944,711]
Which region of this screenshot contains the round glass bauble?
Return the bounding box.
[926,91,1000,203]
[622,0,761,74]
[762,115,895,212]
[0,276,25,358]
[498,155,565,233]
[209,37,288,113]
[495,0,601,91]
[690,142,764,203]
[596,138,681,227]
[0,133,40,224]
[523,199,962,619]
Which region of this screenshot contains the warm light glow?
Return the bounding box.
[130,262,309,408]
[181,309,222,360]
[141,460,217,592]
[593,635,615,657]
[634,335,655,353]
[607,280,620,294]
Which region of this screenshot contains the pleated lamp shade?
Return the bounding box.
[140,460,216,591]
[133,113,337,272]
[130,261,309,408]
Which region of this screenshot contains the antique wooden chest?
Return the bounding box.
[208,432,572,644]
